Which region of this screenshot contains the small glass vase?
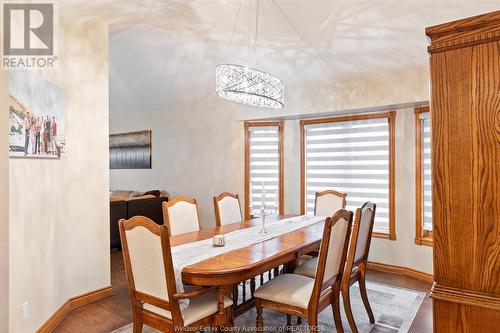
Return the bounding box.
[258,208,269,234]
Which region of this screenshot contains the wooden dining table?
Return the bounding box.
[169,214,326,318]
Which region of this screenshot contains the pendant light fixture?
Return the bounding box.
[215,0,285,108]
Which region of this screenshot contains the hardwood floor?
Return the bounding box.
[53,251,131,333]
[53,251,432,333]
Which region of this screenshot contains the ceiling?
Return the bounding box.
[59,1,500,112]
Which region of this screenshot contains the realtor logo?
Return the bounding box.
[1,1,58,69]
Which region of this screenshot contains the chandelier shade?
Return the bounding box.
[215,64,285,109]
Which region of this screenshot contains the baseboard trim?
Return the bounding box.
[367,261,434,284]
[431,284,500,311]
[36,302,72,333]
[37,286,112,333]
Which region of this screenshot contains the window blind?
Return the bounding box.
[248,125,280,217]
[421,113,432,231]
[304,117,391,233]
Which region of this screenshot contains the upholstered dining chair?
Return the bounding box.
[314,189,346,217]
[340,202,376,333]
[254,209,353,332]
[119,216,233,333]
[294,202,377,333]
[162,196,201,236]
[306,190,347,259]
[213,192,243,227]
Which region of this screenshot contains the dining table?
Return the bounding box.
[169,214,327,319]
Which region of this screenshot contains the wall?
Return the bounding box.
[365,108,433,273]
[110,101,243,229]
[0,71,9,333]
[8,21,109,332]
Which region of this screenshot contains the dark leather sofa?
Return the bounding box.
[110,195,168,250]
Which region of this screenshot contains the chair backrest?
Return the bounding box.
[162,197,200,236]
[311,209,353,303]
[314,190,346,217]
[119,216,180,321]
[353,202,376,265]
[213,192,243,227]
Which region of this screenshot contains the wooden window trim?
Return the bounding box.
[300,111,396,240]
[414,106,433,246]
[244,121,284,220]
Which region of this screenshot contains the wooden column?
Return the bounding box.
[426,11,500,332]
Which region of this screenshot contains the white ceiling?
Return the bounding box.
[60,0,500,111]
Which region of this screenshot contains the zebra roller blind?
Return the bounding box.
[303,115,394,234]
[246,123,283,218]
[420,112,432,231]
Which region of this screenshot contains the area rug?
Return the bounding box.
[111,281,425,333]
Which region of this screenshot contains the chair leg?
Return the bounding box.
[233,284,239,304]
[228,307,235,329]
[297,317,302,325]
[308,315,318,332]
[342,287,358,333]
[132,312,143,333]
[242,280,247,301]
[359,272,375,323]
[331,292,344,333]
[256,300,264,331]
[286,314,292,331]
[250,278,256,298]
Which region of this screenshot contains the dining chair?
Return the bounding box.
[294,202,377,333]
[305,190,347,259]
[340,202,377,333]
[314,189,346,217]
[213,192,243,227]
[119,216,233,333]
[254,209,353,332]
[162,196,200,236]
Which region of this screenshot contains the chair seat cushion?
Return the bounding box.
[143,290,233,326]
[294,257,318,278]
[254,274,315,309]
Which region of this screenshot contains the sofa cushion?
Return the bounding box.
[128,194,156,201]
[110,196,127,203]
[143,190,161,197]
[111,190,134,198]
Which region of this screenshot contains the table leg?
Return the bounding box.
[217,286,225,316]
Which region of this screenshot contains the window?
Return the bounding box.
[301,112,396,239]
[244,121,284,219]
[415,106,432,246]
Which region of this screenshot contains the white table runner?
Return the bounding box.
[172,215,326,308]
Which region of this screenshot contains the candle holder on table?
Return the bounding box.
[258,208,269,234]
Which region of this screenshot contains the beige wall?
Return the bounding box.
[110,101,244,229]
[0,71,9,333]
[8,21,109,332]
[369,108,433,273]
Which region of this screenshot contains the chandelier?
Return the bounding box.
[216,0,285,109]
[216,64,284,109]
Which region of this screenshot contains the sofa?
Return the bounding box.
[110,190,168,250]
